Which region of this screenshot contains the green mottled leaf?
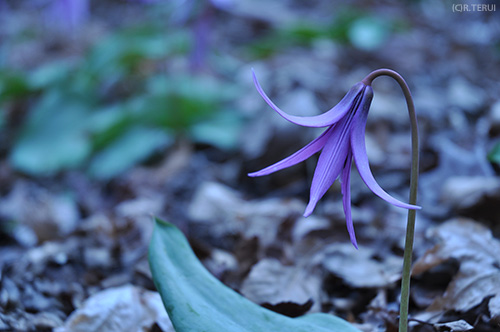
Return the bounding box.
[148,218,361,332]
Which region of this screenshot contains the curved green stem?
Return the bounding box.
[362,69,419,332]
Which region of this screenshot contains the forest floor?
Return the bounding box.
[0,1,500,331]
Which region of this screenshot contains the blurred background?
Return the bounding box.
[0,0,499,331]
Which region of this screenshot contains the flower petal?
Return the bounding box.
[248,126,333,177]
[304,117,353,217]
[252,69,364,128]
[351,87,421,210]
[341,152,358,249]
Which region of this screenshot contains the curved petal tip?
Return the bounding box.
[303,201,316,217]
[252,70,363,128]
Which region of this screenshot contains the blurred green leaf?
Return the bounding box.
[149,218,361,332]
[29,61,74,89]
[141,74,234,130]
[190,110,243,150]
[488,142,500,164]
[85,25,188,79]
[88,105,136,151]
[10,90,93,175]
[247,8,406,57]
[348,17,390,51]
[0,70,32,102]
[8,22,237,178]
[246,9,362,58]
[88,126,172,179]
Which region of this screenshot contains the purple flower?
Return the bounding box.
[248,70,421,248]
[48,0,89,32]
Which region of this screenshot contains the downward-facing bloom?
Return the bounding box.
[248,70,421,248]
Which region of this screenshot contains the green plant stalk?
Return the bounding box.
[362,69,419,332]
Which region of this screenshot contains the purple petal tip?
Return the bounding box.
[303,202,316,217]
[401,203,422,210]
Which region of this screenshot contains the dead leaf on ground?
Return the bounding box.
[55,285,174,332]
[441,176,500,210]
[240,257,323,312]
[291,215,331,244]
[322,243,403,288]
[413,218,500,320]
[434,319,474,331]
[188,181,304,247]
[0,181,79,243]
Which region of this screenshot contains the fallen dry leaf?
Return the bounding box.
[413,218,500,319]
[322,243,403,288]
[291,215,331,244]
[55,285,174,332]
[441,176,500,209]
[188,181,246,236]
[188,181,305,247]
[434,319,474,331]
[0,181,79,243]
[240,258,323,312]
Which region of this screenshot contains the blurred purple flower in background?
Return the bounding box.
[48,0,89,32]
[249,70,421,248]
[185,0,235,72]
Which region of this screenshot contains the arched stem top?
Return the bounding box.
[361,68,419,208]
